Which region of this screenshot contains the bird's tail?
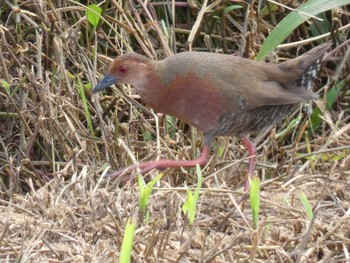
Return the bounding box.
[278,42,331,90]
[295,42,331,89]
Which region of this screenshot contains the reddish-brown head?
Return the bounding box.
[93,53,151,93]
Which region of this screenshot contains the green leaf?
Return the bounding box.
[217,145,224,158]
[259,2,278,18]
[145,210,150,223]
[193,164,203,207]
[296,151,349,162]
[142,129,153,142]
[300,192,313,220]
[182,190,195,223]
[250,176,260,229]
[309,14,330,38]
[182,164,203,225]
[0,79,10,94]
[138,173,163,213]
[84,82,92,89]
[138,175,145,201]
[86,4,102,28]
[77,81,94,135]
[275,114,301,140]
[166,115,177,138]
[256,0,350,60]
[224,5,243,14]
[120,218,137,263]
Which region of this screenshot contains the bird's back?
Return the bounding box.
[148,44,329,139]
[212,43,331,137]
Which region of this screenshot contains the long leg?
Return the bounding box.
[109,144,211,180]
[241,136,256,191]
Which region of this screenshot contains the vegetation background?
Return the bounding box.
[0,0,349,262]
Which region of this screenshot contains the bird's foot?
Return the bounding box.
[106,161,164,181]
[105,145,211,182]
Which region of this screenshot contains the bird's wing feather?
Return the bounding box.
[245,82,318,110]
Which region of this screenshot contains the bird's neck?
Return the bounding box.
[133,62,169,111]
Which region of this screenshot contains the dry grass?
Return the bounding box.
[1,1,350,262]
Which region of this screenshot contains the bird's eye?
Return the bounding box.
[119,65,128,73]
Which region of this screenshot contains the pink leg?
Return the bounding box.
[109,145,211,180]
[241,136,256,191]
[241,136,256,176]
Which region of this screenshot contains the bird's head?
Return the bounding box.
[92,53,152,93]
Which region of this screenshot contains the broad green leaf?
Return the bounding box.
[256,0,350,60]
[86,4,102,28]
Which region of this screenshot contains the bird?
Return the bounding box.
[93,42,330,181]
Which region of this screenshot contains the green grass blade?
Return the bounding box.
[78,82,94,135]
[224,5,243,14]
[256,0,350,60]
[275,114,302,140]
[182,164,203,225]
[300,192,313,219]
[250,176,260,229]
[182,189,195,223]
[120,218,137,263]
[138,173,163,213]
[193,164,203,206]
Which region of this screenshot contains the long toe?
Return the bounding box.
[107,164,138,180]
[107,162,159,181]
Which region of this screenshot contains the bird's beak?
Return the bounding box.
[92,74,117,93]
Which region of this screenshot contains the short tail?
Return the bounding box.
[279,42,331,89]
[295,42,331,89]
